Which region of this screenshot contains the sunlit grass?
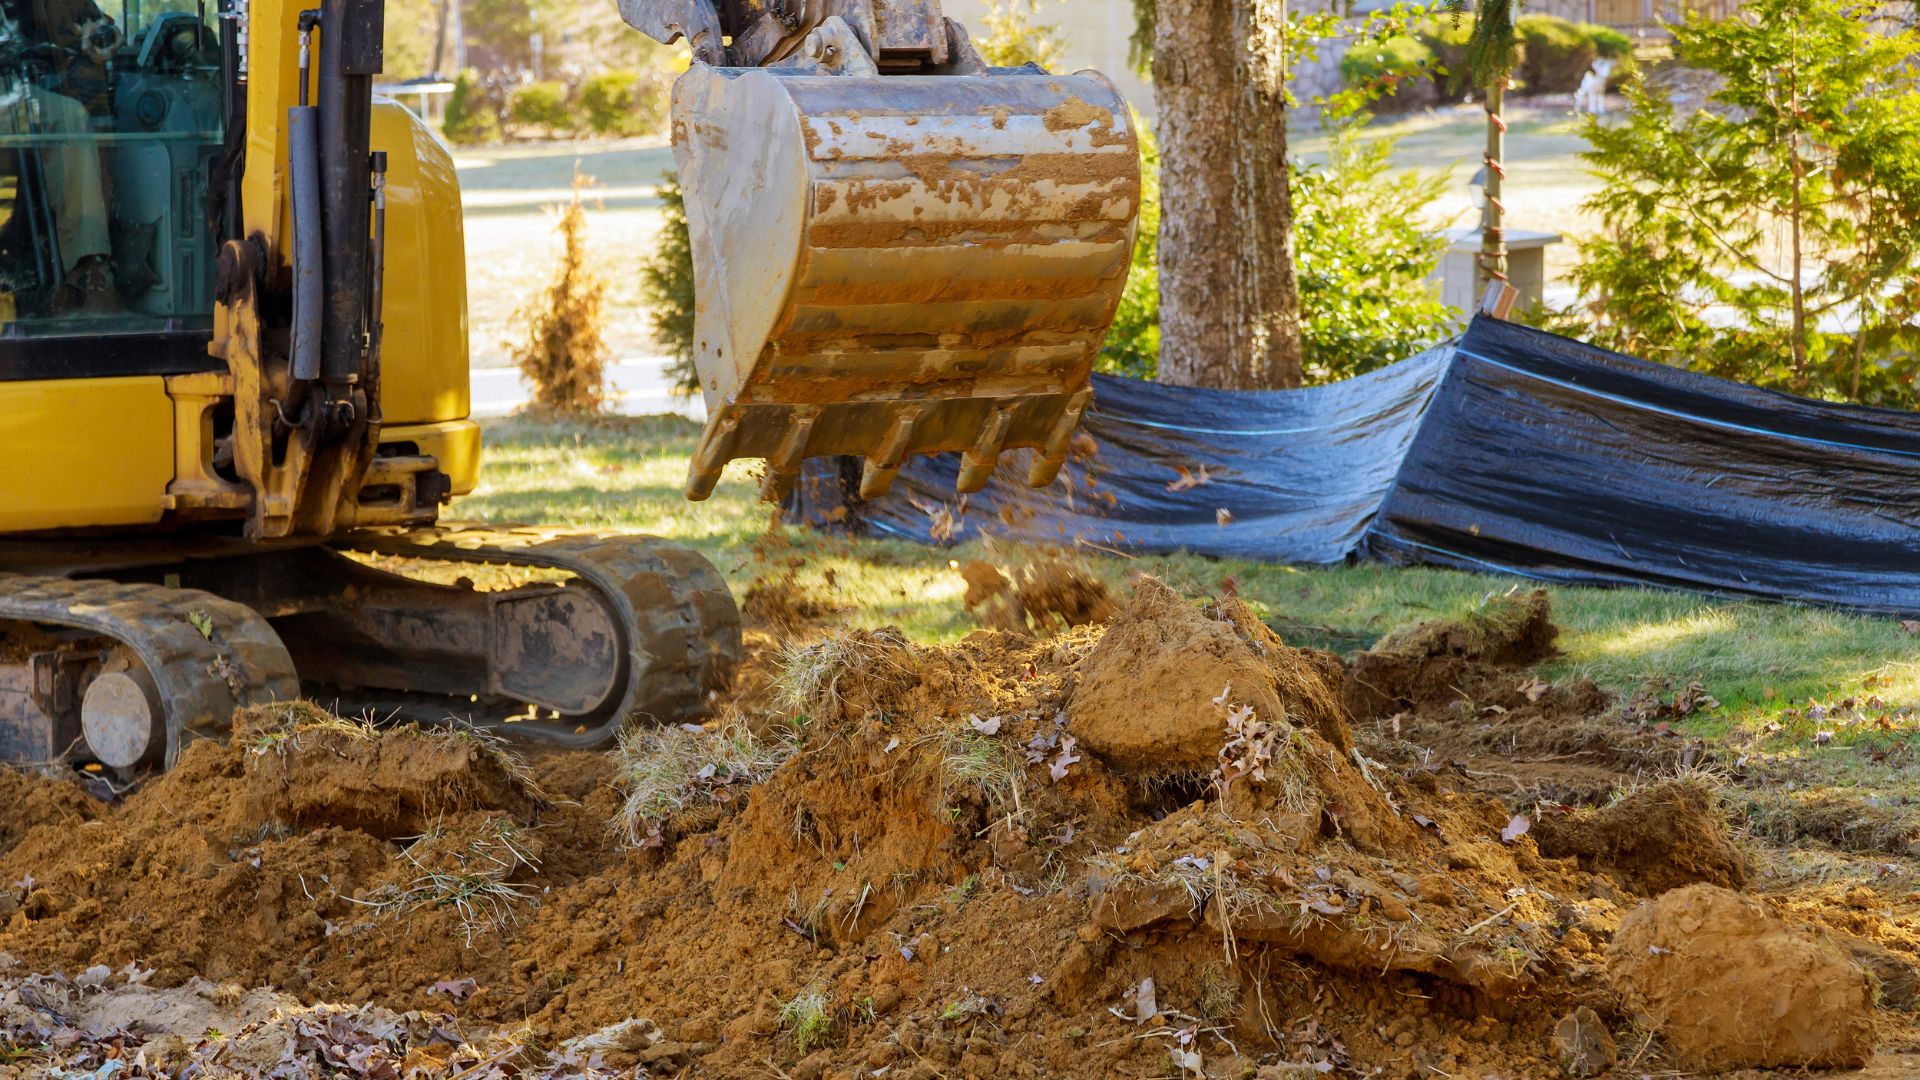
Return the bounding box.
[452,416,1920,740]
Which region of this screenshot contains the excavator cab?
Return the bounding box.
[0,0,225,354]
[621,0,1142,503]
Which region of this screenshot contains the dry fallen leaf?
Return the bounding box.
[1501,815,1531,844]
[1166,464,1212,493]
[1902,619,1920,636]
[1517,676,1550,703]
[969,715,1002,736]
[429,977,478,1003]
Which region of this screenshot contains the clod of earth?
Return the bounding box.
[1344,588,1558,719]
[1550,1005,1617,1077]
[1530,780,1748,895]
[1068,577,1350,772]
[1607,882,1877,1071]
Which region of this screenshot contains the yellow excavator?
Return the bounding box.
[0,0,1138,771]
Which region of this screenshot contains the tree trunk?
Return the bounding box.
[1152,0,1304,389]
[430,0,453,76]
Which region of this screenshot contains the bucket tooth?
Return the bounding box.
[1028,389,1092,489]
[957,408,1014,494]
[687,409,744,501]
[859,406,924,499]
[761,408,818,503]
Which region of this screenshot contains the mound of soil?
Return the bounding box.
[1068,577,1350,772]
[3,575,1913,1078]
[1532,781,1748,895]
[243,716,542,838]
[1345,589,1558,720]
[1608,883,1877,1071]
[0,763,100,850]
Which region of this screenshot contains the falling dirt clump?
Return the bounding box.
[743,567,849,637]
[1345,588,1558,719]
[1069,577,1349,772]
[959,554,1115,634]
[1608,882,1877,1071]
[240,708,542,838]
[1532,780,1748,895]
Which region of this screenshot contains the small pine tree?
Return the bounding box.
[513,168,610,417]
[1571,0,1920,403]
[639,170,699,395]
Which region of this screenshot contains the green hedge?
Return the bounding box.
[510,81,574,135]
[1516,14,1596,94]
[1347,15,1635,104]
[443,69,502,144]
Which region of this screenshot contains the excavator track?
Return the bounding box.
[335,525,742,748]
[0,574,300,768]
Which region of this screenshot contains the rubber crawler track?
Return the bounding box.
[338,526,743,749]
[0,574,300,767]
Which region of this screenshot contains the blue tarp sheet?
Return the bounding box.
[792,317,1920,614]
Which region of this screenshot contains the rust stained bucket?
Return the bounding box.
[671,63,1141,501]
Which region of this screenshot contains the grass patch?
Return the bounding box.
[455,417,1920,746]
[779,985,833,1054]
[353,817,540,946]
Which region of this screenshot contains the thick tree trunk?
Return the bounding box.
[1152,0,1304,389]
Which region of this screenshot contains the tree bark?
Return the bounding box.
[1152,0,1305,389]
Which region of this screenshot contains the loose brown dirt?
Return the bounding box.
[2,578,1914,1077]
[1609,883,1877,1072]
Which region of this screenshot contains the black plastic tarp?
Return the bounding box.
[1361,317,1920,612]
[791,317,1920,614]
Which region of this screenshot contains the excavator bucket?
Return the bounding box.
[669,46,1142,502]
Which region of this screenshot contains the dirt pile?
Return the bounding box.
[1344,588,1559,720]
[1609,883,1878,1071]
[241,705,543,838]
[1531,780,1748,894]
[0,576,1908,1077]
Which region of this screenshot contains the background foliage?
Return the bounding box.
[1566,0,1920,405]
[641,172,700,395]
[1294,91,1455,381]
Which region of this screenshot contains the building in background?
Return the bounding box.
[942,0,1152,118]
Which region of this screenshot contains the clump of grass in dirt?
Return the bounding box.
[513,167,609,418]
[779,985,833,1054]
[1367,586,1557,665]
[352,817,540,946]
[1197,964,1240,1021]
[773,629,913,720]
[236,700,374,751]
[612,719,799,848]
[937,729,1029,819]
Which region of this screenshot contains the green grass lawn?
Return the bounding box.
[454,415,1920,746]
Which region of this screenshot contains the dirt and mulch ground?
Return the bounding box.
[4,562,1920,1078]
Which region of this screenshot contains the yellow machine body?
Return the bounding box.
[0,0,476,536]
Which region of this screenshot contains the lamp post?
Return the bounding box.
[1474,78,1509,305]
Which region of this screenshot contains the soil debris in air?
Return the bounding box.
[0,576,1914,1076]
[959,552,1115,634]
